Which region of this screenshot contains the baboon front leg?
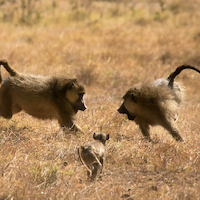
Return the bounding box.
[161,121,183,142]
[70,123,83,132]
[58,114,82,133]
[139,123,151,141]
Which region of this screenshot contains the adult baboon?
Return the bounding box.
[78,132,109,181]
[118,65,200,142]
[0,60,86,132]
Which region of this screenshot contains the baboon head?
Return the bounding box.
[93,132,109,144]
[65,79,87,113]
[118,88,138,120]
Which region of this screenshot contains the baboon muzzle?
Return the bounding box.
[80,99,87,111]
[80,104,87,111]
[118,103,136,120]
[73,101,87,113]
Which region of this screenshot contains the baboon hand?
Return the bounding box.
[62,124,84,134]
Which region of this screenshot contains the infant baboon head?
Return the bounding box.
[93,132,109,144]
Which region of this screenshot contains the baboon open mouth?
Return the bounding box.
[74,106,87,113]
[126,114,136,120]
[118,105,136,120]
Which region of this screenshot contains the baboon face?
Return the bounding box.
[118,89,137,120]
[66,81,87,113]
[93,132,109,143]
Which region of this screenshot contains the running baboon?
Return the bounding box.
[118,65,200,142]
[78,132,109,181]
[0,60,86,132]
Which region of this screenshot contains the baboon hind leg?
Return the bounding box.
[87,166,92,177]
[161,121,183,142]
[0,88,13,119]
[91,163,100,181]
[89,153,102,181]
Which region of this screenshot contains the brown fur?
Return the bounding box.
[78,132,109,181]
[0,60,86,132]
[118,65,200,142]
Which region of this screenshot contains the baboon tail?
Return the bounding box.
[78,147,92,176]
[167,65,200,88]
[0,60,17,83]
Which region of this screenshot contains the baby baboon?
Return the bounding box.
[0,60,86,132]
[118,65,200,142]
[78,132,109,181]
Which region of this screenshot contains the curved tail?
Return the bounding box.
[78,146,92,176]
[0,60,17,83]
[167,65,200,88]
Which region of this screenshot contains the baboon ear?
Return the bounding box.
[69,82,74,89]
[106,134,110,140]
[68,79,77,90]
[131,93,137,102]
[81,146,85,150]
[93,132,97,140]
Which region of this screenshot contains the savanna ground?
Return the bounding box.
[0,0,200,199]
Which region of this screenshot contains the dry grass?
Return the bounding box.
[0,0,200,199]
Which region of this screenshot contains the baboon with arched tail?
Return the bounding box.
[118,65,200,142]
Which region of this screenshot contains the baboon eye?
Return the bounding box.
[79,93,84,99]
[68,82,75,90]
[131,94,137,102]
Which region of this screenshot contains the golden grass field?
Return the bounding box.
[0,0,200,199]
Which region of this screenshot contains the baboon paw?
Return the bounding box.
[142,136,152,142]
[176,137,184,142]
